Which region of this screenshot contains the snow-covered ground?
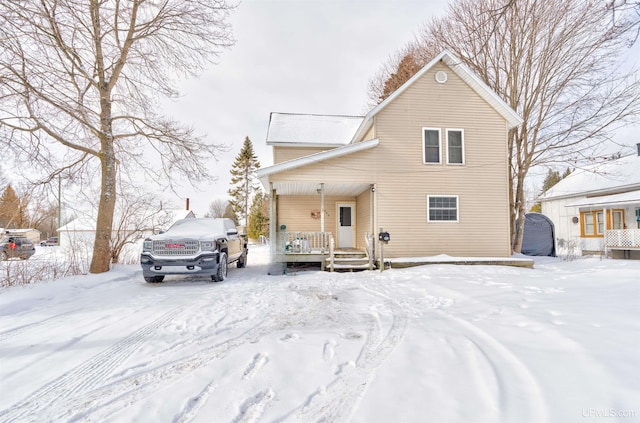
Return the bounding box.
[0,246,638,422]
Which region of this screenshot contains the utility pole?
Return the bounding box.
[57,175,61,237]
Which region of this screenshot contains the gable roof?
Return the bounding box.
[267,113,364,147]
[350,50,523,143]
[540,154,640,201]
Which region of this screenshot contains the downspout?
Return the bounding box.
[370,183,376,266]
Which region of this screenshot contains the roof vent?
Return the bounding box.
[435,71,448,84]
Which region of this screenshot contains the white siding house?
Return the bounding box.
[539,147,640,259]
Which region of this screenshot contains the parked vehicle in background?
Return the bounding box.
[40,237,59,247]
[140,218,248,283]
[0,236,36,260]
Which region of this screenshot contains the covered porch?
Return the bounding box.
[568,191,640,259]
[267,181,376,271]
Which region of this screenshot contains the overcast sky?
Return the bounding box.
[162,0,639,216]
[162,0,449,215]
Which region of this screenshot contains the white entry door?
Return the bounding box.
[337,203,355,248]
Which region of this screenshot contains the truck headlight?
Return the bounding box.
[200,241,215,250]
[143,240,152,251]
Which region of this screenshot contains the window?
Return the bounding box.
[612,210,623,229]
[427,195,458,222]
[446,129,464,164]
[596,212,605,235]
[580,209,624,237]
[423,128,441,164]
[583,213,594,236]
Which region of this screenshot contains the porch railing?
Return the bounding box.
[279,232,332,254]
[605,229,640,249]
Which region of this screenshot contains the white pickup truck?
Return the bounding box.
[140,218,248,283]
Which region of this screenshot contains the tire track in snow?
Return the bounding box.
[296,286,409,422]
[0,309,82,342]
[437,311,548,423]
[33,298,330,422]
[0,307,183,423]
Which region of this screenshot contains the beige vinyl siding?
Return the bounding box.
[356,189,372,250]
[372,61,511,257]
[362,124,375,142]
[277,195,354,236]
[270,61,512,257]
[273,146,334,164]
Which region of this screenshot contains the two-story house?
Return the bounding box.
[257,50,522,270]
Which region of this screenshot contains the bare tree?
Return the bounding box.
[368,0,640,252]
[205,198,229,218]
[0,0,235,272]
[109,186,175,264]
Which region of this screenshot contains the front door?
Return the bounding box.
[337,203,355,248]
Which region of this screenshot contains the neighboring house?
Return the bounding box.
[2,228,41,244]
[539,147,640,259]
[57,217,98,248]
[257,50,522,270]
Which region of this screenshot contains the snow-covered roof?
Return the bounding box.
[266,113,364,147]
[540,154,640,201]
[350,50,523,143]
[566,190,640,208]
[58,217,96,232]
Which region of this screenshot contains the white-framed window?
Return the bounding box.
[446,129,464,164]
[612,210,623,229]
[427,195,459,222]
[422,128,441,164]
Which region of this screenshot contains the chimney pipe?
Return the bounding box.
[186,198,190,211]
[637,143,640,157]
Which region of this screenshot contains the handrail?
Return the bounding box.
[605,229,640,248]
[278,231,331,253]
[328,235,335,272]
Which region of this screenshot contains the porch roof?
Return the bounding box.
[257,138,379,190]
[271,181,371,196]
[566,189,640,208]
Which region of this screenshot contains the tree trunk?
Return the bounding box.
[512,168,527,253]
[90,143,117,273]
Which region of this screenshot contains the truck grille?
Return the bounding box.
[152,240,200,256]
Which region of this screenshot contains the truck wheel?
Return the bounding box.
[237,251,247,268]
[212,252,227,282]
[144,276,164,283]
[0,251,7,261]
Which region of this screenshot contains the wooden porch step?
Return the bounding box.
[329,263,372,271]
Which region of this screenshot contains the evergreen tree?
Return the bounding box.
[228,137,260,226]
[530,167,573,212]
[223,202,238,224]
[0,185,29,228]
[247,191,269,240]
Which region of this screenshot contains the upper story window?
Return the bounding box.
[447,129,464,164]
[423,128,441,164]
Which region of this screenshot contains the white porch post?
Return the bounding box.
[604,207,608,257]
[270,182,277,263]
[320,183,325,233]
